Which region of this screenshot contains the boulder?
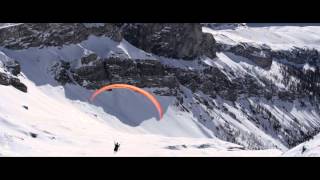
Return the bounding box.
[5,60,21,76]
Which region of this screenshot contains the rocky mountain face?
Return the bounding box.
[0,72,27,93]
[121,23,217,59]
[215,42,320,148]
[0,23,216,60]
[201,23,247,30]
[217,42,320,102]
[1,23,320,150]
[0,59,27,92]
[52,55,234,99]
[0,23,122,49]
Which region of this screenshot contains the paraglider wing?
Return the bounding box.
[90,84,163,120]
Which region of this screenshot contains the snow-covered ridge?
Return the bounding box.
[203,25,320,50]
[0,23,23,29]
[283,133,320,157]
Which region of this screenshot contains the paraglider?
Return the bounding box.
[90,84,163,120]
[114,142,120,153]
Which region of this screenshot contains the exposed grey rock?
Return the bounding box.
[199,32,217,59]
[216,41,320,104]
[166,146,181,150]
[0,23,122,49]
[0,72,10,85]
[197,144,211,149]
[52,55,243,101]
[201,23,247,30]
[29,132,38,138]
[121,23,216,60]
[5,60,21,76]
[0,72,27,92]
[80,53,98,65]
[0,23,217,61]
[9,78,27,93]
[273,47,320,65]
[218,42,320,69]
[228,43,273,69]
[51,61,73,85]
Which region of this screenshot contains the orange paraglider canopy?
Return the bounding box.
[90,84,163,120]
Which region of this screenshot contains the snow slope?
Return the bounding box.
[0,62,282,157]
[0,35,283,156]
[0,80,249,156]
[0,23,23,29]
[0,38,212,138]
[203,25,320,50]
[283,133,320,157]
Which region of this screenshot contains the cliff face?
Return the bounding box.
[0,54,27,92]
[0,23,122,49]
[0,23,216,59]
[121,23,217,59]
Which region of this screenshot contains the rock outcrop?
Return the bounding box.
[201,23,247,30]
[0,23,217,60]
[121,23,216,60]
[4,60,21,76]
[53,56,239,100]
[0,72,27,92]
[0,23,122,49]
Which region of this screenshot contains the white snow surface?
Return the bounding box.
[0,23,23,29]
[283,133,320,157]
[203,25,320,50]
